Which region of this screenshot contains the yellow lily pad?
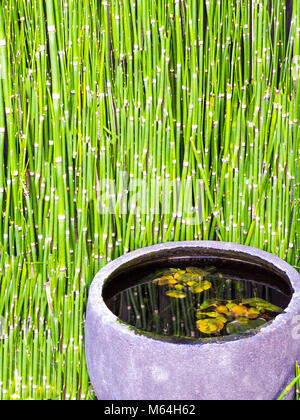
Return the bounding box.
[196,318,224,334]
[186,280,198,287]
[216,315,228,324]
[230,304,248,317]
[173,270,186,280]
[196,310,218,319]
[196,312,227,325]
[246,307,261,319]
[165,290,187,299]
[216,305,230,316]
[154,275,177,286]
[226,302,238,311]
[174,284,185,291]
[190,280,212,294]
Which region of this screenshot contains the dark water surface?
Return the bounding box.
[104,257,292,343]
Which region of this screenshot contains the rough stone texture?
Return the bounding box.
[85,241,300,400]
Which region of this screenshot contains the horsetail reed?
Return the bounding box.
[0,0,299,399]
[278,362,300,400]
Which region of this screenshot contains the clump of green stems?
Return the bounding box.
[0,0,299,400]
[278,362,300,400]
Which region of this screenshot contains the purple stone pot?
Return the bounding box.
[85,241,300,400]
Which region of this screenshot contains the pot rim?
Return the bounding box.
[87,241,300,346]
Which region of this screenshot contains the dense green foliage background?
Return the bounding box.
[0,0,299,399]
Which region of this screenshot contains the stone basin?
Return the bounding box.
[85,241,300,400]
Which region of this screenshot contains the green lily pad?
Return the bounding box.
[177,273,202,284]
[236,317,250,324]
[157,268,183,277]
[226,318,267,335]
[186,267,209,277]
[242,298,283,313]
[199,299,218,311]
[242,297,267,306]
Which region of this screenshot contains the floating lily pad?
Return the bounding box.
[190,280,212,294]
[196,310,218,319]
[226,301,238,311]
[216,315,228,324]
[177,273,202,283]
[236,317,250,324]
[230,304,248,317]
[246,307,261,319]
[242,297,267,306]
[242,298,282,313]
[186,267,209,277]
[199,299,218,311]
[157,268,183,277]
[165,290,187,299]
[196,309,228,324]
[216,305,230,316]
[173,270,187,280]
[174,284,185,291]
[186,280,198,287]
[154,275,177,286]
[196,318,224,334]
[226,318,267,335]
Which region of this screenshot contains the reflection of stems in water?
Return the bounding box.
[113,271,285,341]
[264,285,270,303]
[184,289,196,335]
[147,282,155,312]
[179,298,190,337]
[213,276,223,300]
[252,281,259,299]
[175,299,180,336]
[163,286,174,336]
[137,285,147,330]
[118,293,124,319]
[225,278,232,301]
[159,305,172,335]
[125,290,132,324]
[169,298,177,336]
[147,283,160,333]
[128,289,142,329]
